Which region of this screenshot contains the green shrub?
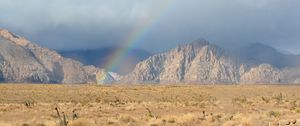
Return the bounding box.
[267,111,280,118]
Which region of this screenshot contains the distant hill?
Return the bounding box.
[0,29,104,84]
[234,43,300,68]
[59,47,151,75]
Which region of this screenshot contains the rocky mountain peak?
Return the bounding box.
[122,39,287,84]
[175,39,224,55]
[0,29,107,84]
[0,29,29,46]
[175,39,210,51]
[189,38,210,47]
[123,39,239,84]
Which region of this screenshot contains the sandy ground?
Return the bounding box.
[0,84,300,126]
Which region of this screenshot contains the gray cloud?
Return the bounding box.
[0,0,299,54]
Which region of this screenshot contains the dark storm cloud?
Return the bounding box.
[0,0,299,53]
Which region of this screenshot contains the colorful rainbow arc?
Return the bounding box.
[103,1,175,73]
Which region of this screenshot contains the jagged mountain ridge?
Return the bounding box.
[122,39,286,84]
[0,29,104,84]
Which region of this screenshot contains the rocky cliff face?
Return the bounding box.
[123,39,286,84]
[0,29,102,84]
[240,64,284,84]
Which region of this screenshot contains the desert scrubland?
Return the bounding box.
[0,84,300,126]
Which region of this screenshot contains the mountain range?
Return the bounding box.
[1,29,300,84]
[121,39,286,84]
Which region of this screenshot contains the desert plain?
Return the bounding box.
[0,84,300,126]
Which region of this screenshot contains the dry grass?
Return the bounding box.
[0,84,300,126]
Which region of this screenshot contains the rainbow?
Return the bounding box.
[103,0,175,73]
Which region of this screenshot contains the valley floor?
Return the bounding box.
[0,84,300,126]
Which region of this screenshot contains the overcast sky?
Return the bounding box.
[0,0,299,54]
